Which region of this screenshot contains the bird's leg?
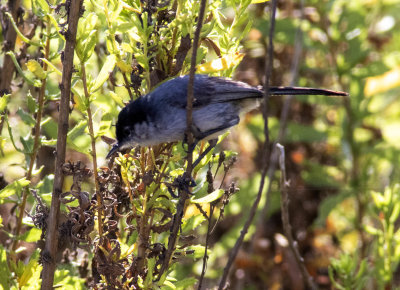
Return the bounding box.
[192,139,218,168]
[186,117,239,167]
[182,124,202,153]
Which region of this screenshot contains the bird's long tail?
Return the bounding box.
[269,86,348,96]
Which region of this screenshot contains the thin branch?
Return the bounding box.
[198,205,214,289]
[157,0,208,279]
[12,14,52,252]
[0,0,22,145]
[0,0,21,95]
[276,143,318,290]
[258,0,305,231]
[122,73,134,101]
[41,1,83,288]
[81,63,103,237]
[218,1,278,288]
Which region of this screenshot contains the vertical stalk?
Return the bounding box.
[41,1,82,288]
[157,0,208,280]
[81,63,103,237]
[218,0,278,287]
[12,16,51,251]
[0,0,21,95]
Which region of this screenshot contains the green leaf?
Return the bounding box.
[54,269,85,288]
[187,245,206,259]
[0,178,30,199]
[47,15,66,41]
[6,52,42,87]
[67,120,91,154]
[17,254,41,287]
[192,189,224,204]
[0,94,10,113]
[33,0,50,15]
[20,135,34,154]
[40,57,62,76]
[76,13,99,63]
[109,91,125,107]
[67,120,88,141]
[174,277,197,288]
[0,245,12,289]
[26,60,46,80]
[5,114,24,153]
[17,108,36,126]
[95,120,112,138]
[19,227,42,242]
[82,30,98,63]
[41,138,57,146]
[5,13,41,46]
[27,92,38,113]
[91,54,117,93]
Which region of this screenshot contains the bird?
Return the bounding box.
[107,74,347,164]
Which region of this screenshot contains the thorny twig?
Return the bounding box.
[276,143,318,290]
[218,0,278,288]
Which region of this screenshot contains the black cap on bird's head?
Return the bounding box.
[106,97,149,159]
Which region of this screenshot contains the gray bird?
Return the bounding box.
[107,74,347,162]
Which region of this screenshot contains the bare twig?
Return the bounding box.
[0,0,22,144]
[81,63,103,237]
[198,205,214,290]
[157,0,208,279]
[12,15,52,252]
[258,0,305,231]
[41,1,83,288]
[0,0,21,95]
[276,143,318,290]
[218,1,278,288]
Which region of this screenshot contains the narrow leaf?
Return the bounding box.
[191,189,224,204]
[91,54,117,93]
[6,52,42,87]
[0,178,30,199]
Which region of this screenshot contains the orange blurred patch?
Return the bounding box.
[248,28,262,41]
[274,253,283,264]
[290,150,305,164]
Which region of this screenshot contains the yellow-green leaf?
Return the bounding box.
[26,60,46,80]
[197,52,244,73]
[109,91,125,108]
[116,60,133,73]
[191,189,224,204]
[364,66,400,97]
[0,178,30,199]
[91,54,117,93]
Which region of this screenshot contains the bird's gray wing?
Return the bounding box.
[192,75,263,106]
[150,75,262,109]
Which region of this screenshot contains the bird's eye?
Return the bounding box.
[123,127,131,137]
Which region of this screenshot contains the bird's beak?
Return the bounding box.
[106,143,120,159]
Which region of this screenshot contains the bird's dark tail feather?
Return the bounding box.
[269,86,348,96]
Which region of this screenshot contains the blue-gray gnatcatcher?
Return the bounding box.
[107,74,347,160]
